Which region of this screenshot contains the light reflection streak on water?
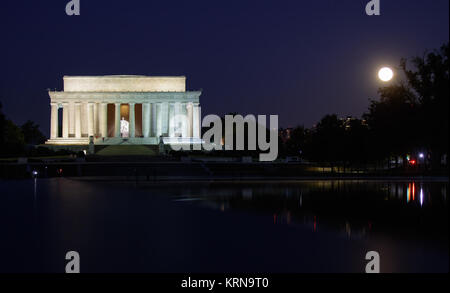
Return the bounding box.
[420,186,424,207]
[168,180,446,240]
[407,183,411,203]
[33,178,37,212]
[405,182,424,206]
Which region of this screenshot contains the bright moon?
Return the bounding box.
[378,67,394,82]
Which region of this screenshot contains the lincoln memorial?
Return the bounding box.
[45,75,202,146]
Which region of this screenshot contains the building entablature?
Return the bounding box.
[49,91,201,105]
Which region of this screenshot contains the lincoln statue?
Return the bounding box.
[45,75,202,146]
[120,117,129,138]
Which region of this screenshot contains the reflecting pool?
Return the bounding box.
[0,178,447,273]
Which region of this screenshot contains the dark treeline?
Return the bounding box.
[280,43,449,169]
[0,102,47,157]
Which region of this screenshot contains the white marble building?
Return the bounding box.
[45,75,201,145]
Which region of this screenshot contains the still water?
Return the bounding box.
[0,178,448,273]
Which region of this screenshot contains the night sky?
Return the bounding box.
[1,0,448,136]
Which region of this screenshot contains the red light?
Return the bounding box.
[409,160,416,165]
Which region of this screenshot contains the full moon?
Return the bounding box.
[378,67,394,82]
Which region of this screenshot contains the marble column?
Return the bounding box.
[156,103,162,137]
[193,103,200,138]
[75,102,81,138]
[129,102,135,138]
[81,102,87,136]
[93,102,98,136]
[151,103,157,137]
[174,102,181,136]
[50,103,58,139]
[168,102,175,137]
[87,102,94,137]
[100,103,107,137]
[62,103,69,138]
[161,102,169,136]
[187,102,193,137]
[181,102,188,138]
[143,102,150,138]
[69,102,75,137]
[114,103,120,137]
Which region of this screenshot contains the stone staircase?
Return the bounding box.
[94,137,158,145]
[45,138,89,145]
[95,145,159,156]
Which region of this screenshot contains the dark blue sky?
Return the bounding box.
[0,0,448,135]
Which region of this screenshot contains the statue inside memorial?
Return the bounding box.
[120,117,129,138]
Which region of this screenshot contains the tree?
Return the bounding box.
[21,120,46,145]
[305,114,346,163]
[1,119,25,156]
[0,102,45,156]
[285,126,306,156]
[401,43,449,162]
[1,102,25,156]
[342,118,369,164]
[364,43,449,167]
[363,83,419,161]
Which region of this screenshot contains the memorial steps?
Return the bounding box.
[45,138,89,145]
[93,137,159,145]
[95,145,159,156]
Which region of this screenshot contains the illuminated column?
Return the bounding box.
[62,102,69,138]
[156,103,162,137]
[50,103,58,139]
[151,103,157,137]
[143,102,150,138]
[168,102,175,137]
[174,102,181,136]
[69,102,75,137]
[181,102,188,137]
[81,102,87,136]
[161,102,169,136]
[114,103,120,137]
[100,102,107,137]
[187,102,193,137]
[129,102,135,138]
[193,102,200,138]
[87,102,94,137]
[84,102,90,136]
[93,102,98,136]
[75,102,81,138]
